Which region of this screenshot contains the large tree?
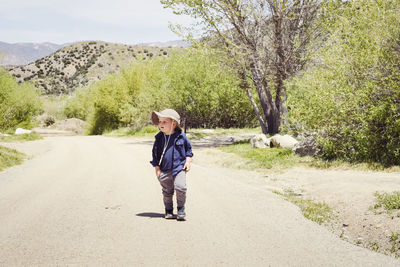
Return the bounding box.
[162,0,322,134]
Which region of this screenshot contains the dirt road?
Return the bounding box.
[0,136,399,266]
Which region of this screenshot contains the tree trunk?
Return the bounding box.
[249,56,281,134]
[238,70,268,133]
[273,7,288,125]
[246,88,268,134]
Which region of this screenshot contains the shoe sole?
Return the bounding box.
[177,216,186,221]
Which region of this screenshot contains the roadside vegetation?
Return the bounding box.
[285,0,400,167]
[0,68,42,132]
[220,142,301,171]
[0,68,42,171]
[274,189,333,225]
[219,140,400,172]
[373,191,400,215]
[0,132,42,143]
[0,133,41,171]
[104,125,159,138]
[65,49,257,135]
[371,192,400,257]
[0,145,26,171]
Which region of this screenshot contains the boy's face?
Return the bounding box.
[158,117,176,134]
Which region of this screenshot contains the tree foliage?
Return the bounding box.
[286,0,400,166]
[0,68,42,131]
[65,50,257,134]
[162,0,323,134]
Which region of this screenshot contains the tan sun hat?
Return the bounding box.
[151,109,182,130]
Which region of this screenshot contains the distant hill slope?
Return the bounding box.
[141,40,190,48]
[0,41,70,66]
[6,41,177,95]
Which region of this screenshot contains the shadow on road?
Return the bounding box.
[136,212,165,218]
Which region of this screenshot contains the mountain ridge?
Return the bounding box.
[0,40,189,66]
[5,41,181,95]
[0,41,70,66]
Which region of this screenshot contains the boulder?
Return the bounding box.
[15,128,32,135]
[292,136,321,157]
[250,134,270,148]
[270,134,299,149]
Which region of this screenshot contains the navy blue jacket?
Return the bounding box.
[150,130,193,177]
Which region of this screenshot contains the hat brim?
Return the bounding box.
[151,111,182,131]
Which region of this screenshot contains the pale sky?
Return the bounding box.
[0,0,194,45]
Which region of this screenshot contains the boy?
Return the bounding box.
[150,109,193,221]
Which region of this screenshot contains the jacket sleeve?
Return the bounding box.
[184,135,193,158]
[150,137,159,167]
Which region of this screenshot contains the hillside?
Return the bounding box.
[6,41,177,95]
[0,41,69,66]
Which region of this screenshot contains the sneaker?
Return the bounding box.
[177,207,186,221]
[165,209,176,219]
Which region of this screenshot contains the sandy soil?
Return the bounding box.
[0,136,399,266]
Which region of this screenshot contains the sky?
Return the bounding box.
[0,0,194,45]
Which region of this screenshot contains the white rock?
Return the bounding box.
[15,128,32,135]
[270,134,299,149]
[0,132,11,137]
[250,134,270,148]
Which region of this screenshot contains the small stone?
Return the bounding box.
[343,223,349,227]
[356,238,363,244]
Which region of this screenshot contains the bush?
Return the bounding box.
[44,116,56,126]
[287,0,400,166]
[164,50,257,129]
[0,69,42,131]
[66,49,257,135]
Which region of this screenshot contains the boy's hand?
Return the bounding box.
[183,157,191,173]
[155,166,161,178]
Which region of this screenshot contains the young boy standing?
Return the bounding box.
[150,109,193,221]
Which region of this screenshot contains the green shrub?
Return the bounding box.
[286,0,400,166]
[66,49,257,135]
[374,191,400,211]
[44,115,56,126]
[0,69,42,131]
